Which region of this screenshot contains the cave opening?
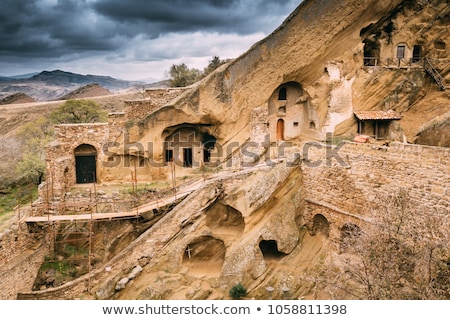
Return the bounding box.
[259,240,286,260]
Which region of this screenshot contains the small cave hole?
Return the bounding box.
[259,240,286,260]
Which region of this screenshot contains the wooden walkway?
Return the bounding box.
[23,159,286,224]
[24,179,204,223]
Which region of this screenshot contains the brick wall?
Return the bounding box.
[301,141,449,236]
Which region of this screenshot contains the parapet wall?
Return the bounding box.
[302,141,449,228]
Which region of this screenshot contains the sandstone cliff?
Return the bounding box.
[2,0,449,300]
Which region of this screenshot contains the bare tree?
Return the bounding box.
[302,189,449,299]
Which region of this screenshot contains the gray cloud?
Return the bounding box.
[0,0,300,79]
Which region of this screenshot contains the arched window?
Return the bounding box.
[278,87,287,100]
[397,45,406,59]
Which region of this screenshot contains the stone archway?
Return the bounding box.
[312,214,330,237]
[74,144,97,184]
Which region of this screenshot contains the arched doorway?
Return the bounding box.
[276,119,285,141]
[312,214,330,237]
[74,144,97,184]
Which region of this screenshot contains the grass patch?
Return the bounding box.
[0,184,38,231]
[0,184,38,214]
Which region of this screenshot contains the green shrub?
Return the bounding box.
[229,283,247,300]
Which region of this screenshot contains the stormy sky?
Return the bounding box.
[0,0,300,82]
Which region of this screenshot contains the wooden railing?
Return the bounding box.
[363,57,424,68]
[424,57,446,91]
[363,57,447,91]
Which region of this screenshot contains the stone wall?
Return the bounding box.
[125,88,187,120]
[12,141,450,299]
[41,123,110,201]
[0,222,47,299]
[124,99,159,121]
[301,141,449,240]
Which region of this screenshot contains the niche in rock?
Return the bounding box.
[183,236,226,276]
[205,202,245,235]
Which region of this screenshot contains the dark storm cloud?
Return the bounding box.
[0,0,118,58]
[93,0,293,36]
[0,0,299,79]
[0,0,298,58]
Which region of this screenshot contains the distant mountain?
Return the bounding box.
[0,70,141,102]
[58,83,112,100]
[0,92,35,105]
[0,76,13,82]
[145,79,171,88]
[0,72,40,81]
[8,72,40,79]
[29,70,132,91]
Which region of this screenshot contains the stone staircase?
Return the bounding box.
[424,57,447,91]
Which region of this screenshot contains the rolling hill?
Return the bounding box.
[0,70,144,102]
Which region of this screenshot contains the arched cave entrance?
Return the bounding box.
[74,144,97,184]
[183,236,226,276]
[361,25,381,66]
[340,223,362,253]
[205,202,244,235]
[259,240,286,260]
[312,214,330,237]
[163,125,216,167]
[276,119,285,141]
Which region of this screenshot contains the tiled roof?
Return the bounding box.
[354,110,401,120]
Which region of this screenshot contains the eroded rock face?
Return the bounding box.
[414,116,450,147]
[8,0,449,301]
[111,162,305,300]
